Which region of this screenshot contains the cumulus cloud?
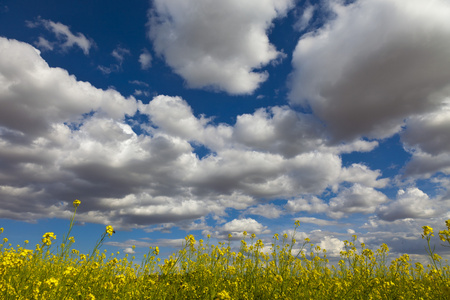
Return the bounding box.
[208,218,270,239]
[285,182,390,220]
[289,0,450,141]
[328,184,388,219]
[285,196,328,214]
[27,17,93,54]
[401,102,450,177]
[148,0,294,94]
[377,188,441,221]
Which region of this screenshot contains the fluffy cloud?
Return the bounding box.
[377,188,441,221]
[289,0,450,141]
[148,0,294,94]
[211,218,270,239]
[328,184,389,219]
[0,37,136,143]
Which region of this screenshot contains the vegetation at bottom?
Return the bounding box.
[1,200,450,299]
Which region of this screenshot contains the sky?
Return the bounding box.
[1,0,450,263]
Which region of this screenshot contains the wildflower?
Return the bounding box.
[216,290,231,300]
[73,199,81,207]
[295,220,300,227]
[42,232,56,246]
[106,225,114,237]
[154,246,159,255]
[243,231,247,237]
[44,277,59,288]
[274,274,283,283]
[0,227,3,234]
[433,253,442,262]
[86,293,96,300]
[422,226,434,238]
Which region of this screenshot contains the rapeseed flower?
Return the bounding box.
[106,225,114,237]
[73,199,81,207]
[422,226,433,237]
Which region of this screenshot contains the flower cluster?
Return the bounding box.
[42,232,56,246]
[106,225,115,237]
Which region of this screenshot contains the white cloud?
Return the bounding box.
[129,80,150,87]
[212,218,270,239]
[289,0,450,141]
[244,203,284,219]
[0,37,420,232]
[98,46,130,74]
[318,236,344,257]
[285,196,328,214]
[295,217,344,227]
[328,184,388,218]
[339,164,389,189]
[123,247,136,254]
[111,46,130,64]
[34,36,54,51]
[139,48,152,70]
[148,0,294,94]
[29,17,93,55]
[401,101,450,177]
[377,188,441,221]
[294,3,315,31]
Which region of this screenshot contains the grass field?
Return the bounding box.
[1,200,450,299]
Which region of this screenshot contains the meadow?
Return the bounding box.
[1,200,450,299]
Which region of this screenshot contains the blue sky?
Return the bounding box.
[1,0,450,262]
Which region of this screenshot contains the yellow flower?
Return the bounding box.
[42,232,56,246]
[422,226,434,238]
[106,225,114,237]
[86,293,96,300]
[216,290,231,300]
[44,277,59,288]
[73,199,81,207]
[0,227,3,234]
[274,274,283,283]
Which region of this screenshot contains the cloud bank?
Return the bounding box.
[0,36,390,230]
